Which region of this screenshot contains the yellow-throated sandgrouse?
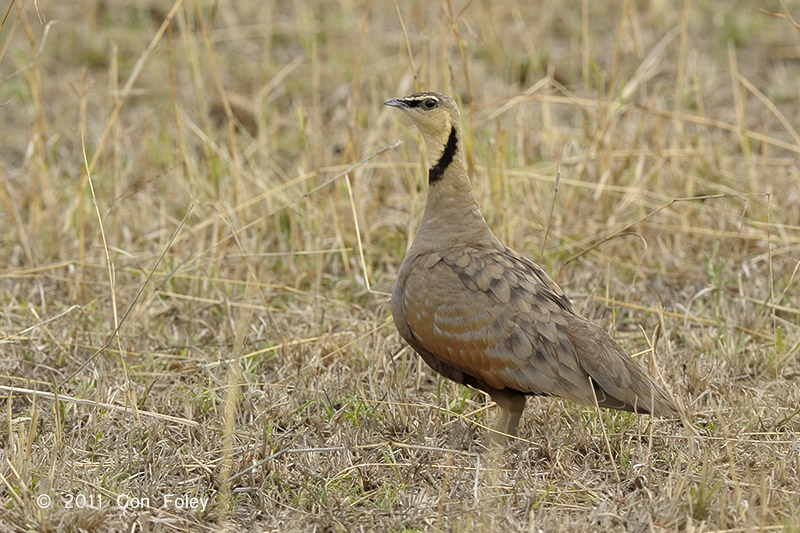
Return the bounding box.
[385,91,678,439]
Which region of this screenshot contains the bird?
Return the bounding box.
[385,91,679,440]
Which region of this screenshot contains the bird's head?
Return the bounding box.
[384,91,463,183]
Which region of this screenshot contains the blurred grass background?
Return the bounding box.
[1,0,800,531]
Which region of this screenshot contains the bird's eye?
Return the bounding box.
[423,98,437,109]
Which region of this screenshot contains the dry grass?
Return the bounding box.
[1,0,800,531]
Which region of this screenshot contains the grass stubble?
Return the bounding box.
[1,0,799,531]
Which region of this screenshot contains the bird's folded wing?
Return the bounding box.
[400,246,599,406]
[399,245,677,415]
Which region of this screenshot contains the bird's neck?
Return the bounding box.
[414,126,500,251]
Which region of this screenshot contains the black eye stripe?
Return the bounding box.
[403,97,439,108]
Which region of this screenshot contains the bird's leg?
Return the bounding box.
[489,389,526,442]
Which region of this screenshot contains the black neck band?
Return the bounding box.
[428,126,458,184]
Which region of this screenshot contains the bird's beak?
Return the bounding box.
[384,98,408,109]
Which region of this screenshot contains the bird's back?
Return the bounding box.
[392,242,678,417]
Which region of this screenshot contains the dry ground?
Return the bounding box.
[1,1,800,531]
